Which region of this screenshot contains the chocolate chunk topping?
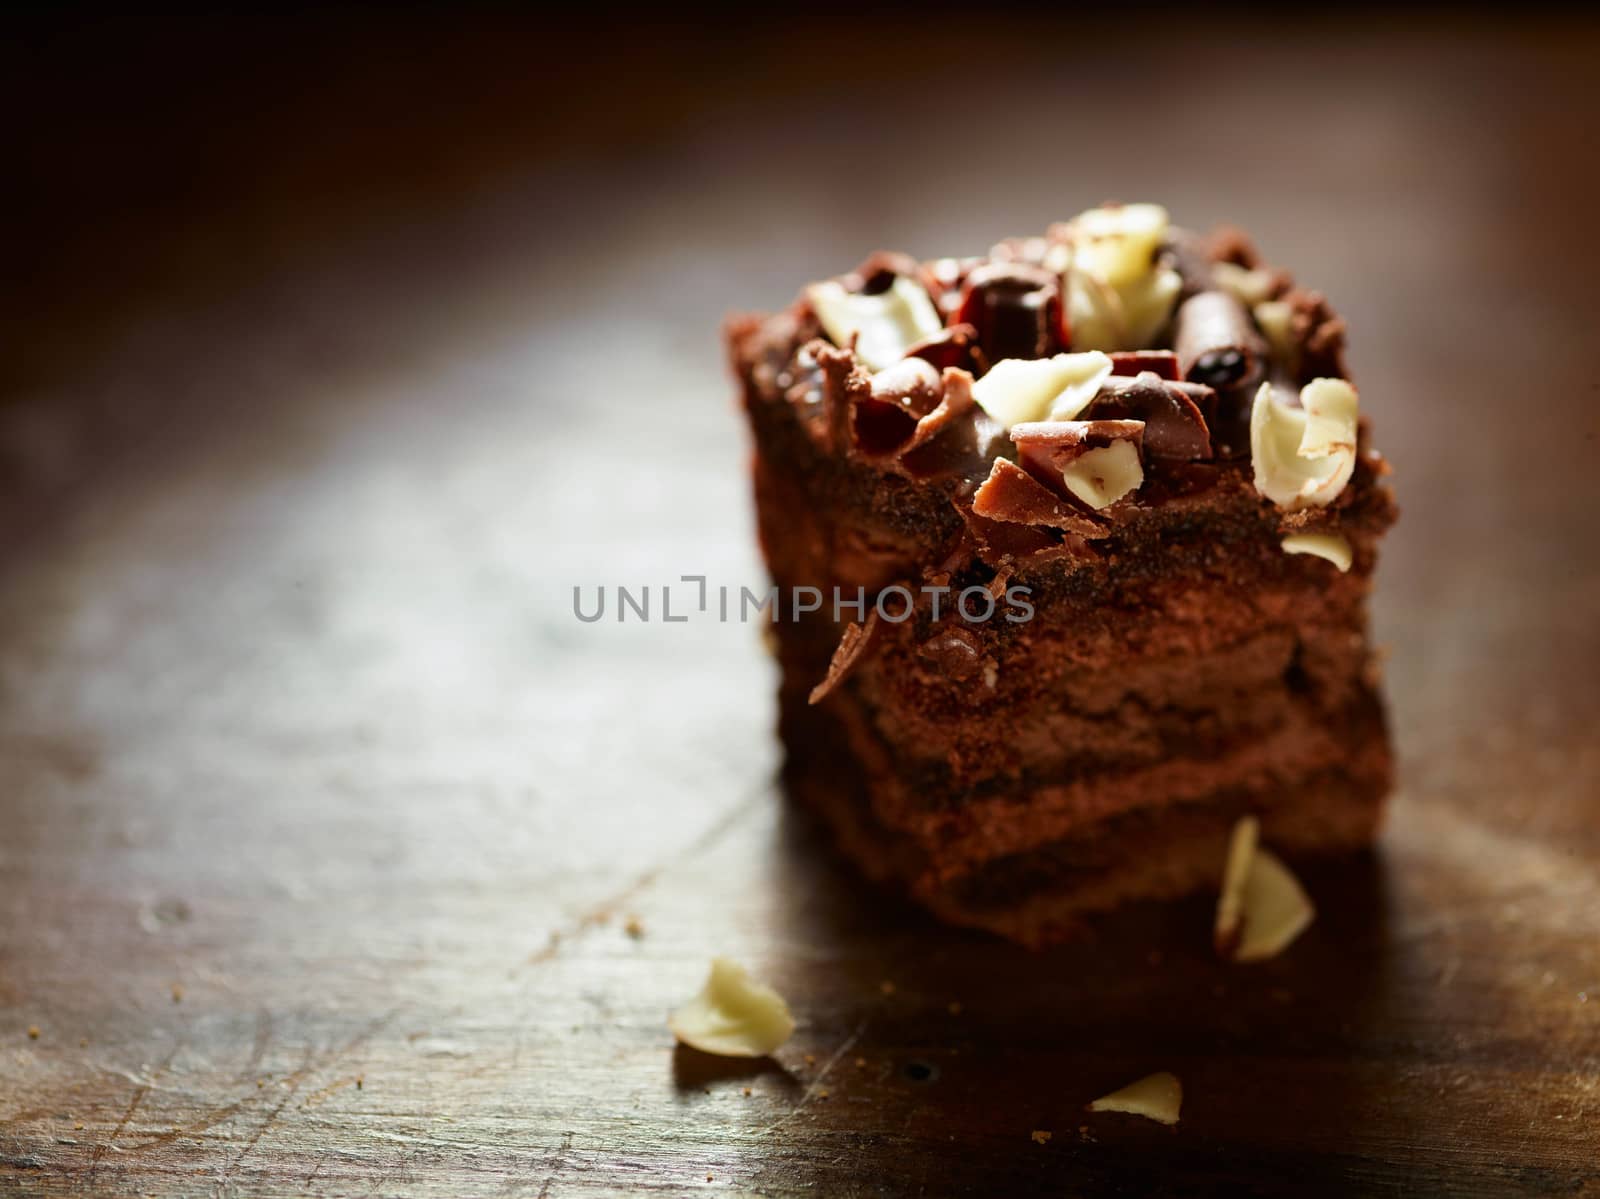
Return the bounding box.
[1108,350,1180,380]
[1205,225,1262,269]
[1010,419,1146,506]
[1175,291,1267,391]
[1160,229,1217,299]
[808,613,881,705]
[859,268,897,296]
[847,250,924,295]
[972,458,1108,536]
[1284,288,1348,381]
[869,357,944,417]
[954,262,1069,364]
[905,323,990,377]
[954,498,1077,567]
[1079,372,1213,461]
[852,399,919,458]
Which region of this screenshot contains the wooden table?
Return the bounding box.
[3,12,1597,1196]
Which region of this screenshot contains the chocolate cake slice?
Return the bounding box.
[727,205,1396,947]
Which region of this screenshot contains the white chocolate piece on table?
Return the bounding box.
[1087,1071,1183,1125]
[668,958,795,1057]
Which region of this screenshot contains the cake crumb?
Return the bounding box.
[74,1121,84,1130]
[78,1037,89,1048]
[817,1088,830,1100]
[707,1174,714,1182]
[742,1087,752,1097]
[880,981,896,996]
[624,915,644,939]
[27,1025,40,1039]
[1030,1130,1052,1145]
[804,1053,816,1065]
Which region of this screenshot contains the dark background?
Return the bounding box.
[2,8,1598,1196]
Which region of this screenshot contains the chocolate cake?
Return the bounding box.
[726,205,1396,947]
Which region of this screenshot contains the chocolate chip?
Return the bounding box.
[919,627,984,681]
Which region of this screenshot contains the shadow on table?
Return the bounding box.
[753,789,1412,1197]
[671,1043,799,1096]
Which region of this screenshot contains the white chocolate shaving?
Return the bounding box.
[1235,848,1316,962]
[1060,204,1182,351]
[806,276,942,371]
[1253,300,1294,365]
[971,352,1113,428]
[1213,262,1279,307]
[1213,816,1259,955]
[1213,817,1317,962]
[1070,203,1170,287]
[1060,439,1143,510]
[669,958,795,1057]
[1250,379,1358,510]
[1280,532,1352,572]
[1087,1071,1183,1125]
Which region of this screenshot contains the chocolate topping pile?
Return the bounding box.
[757,205,1355,529]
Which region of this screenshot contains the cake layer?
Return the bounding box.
[785,695,1385,948]
[810,679,1390,875]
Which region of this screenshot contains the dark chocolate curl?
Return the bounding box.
[869,357,944,417]
[905,323,990,377]
[1080,372,1214,461]
[1109,350,1180,380]
[849,250,924,295]
[1175,290,1268,391]
[852,357,944,458]
[954,262,1069,364]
